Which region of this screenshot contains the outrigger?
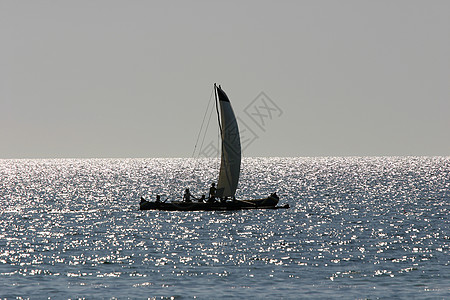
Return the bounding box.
[139,84,289,211]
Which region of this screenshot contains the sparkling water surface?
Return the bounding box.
[0,157,449,299]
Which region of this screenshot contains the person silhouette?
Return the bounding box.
[209,183,216,201]
[183,188,192,202]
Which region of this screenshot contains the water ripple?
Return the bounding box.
[0,157,449,298]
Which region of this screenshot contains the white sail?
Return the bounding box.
[215,85,241,198]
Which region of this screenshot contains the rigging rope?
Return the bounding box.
[191,86,215,157]
[187,85,217,198]
[198,96,216,159]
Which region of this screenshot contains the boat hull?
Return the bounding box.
[139,195,286,211]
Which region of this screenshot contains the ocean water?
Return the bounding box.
[0,157,449,299]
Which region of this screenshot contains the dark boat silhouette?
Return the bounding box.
[140,84,288,211]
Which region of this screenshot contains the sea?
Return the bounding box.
[0,157,448,299]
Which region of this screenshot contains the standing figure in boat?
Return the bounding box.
[208,183,217,202]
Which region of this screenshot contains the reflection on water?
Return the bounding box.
[0,157,449,298]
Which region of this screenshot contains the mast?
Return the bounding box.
[214,83,223,136]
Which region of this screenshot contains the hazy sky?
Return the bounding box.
[1,0,449,158]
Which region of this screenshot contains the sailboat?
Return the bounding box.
[139,84,289,211]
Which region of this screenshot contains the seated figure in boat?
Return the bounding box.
[208,183,217,202]
[156,195,161,203]
[183,188,192,202]
[199,195,206,203]
[183,188,199,202]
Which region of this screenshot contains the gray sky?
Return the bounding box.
[1,0,449,158]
